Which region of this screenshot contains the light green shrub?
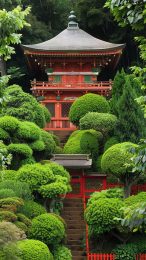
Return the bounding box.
[0,211,17,222]
[80,112,117,135]
[85,198,124,236]
[0,197,24,211]
[29,140,45,151]
[8,144,33,158]
[18,200,46,219]
[16,239,53,260]
[15,221,28,233]
[20,156,36,167]
[0,116,20,132]
[17,164,55,191]
[29,213,65,246]
[104,137,119,152]
[125,192,146,206]
[17,213,31,227]
[16,121,41,141]
[39,182,67,198]
[0,180,33,200]
[1,170,18,181]
[40,130,56,158]
[69,93,110,126]
[0,128,10,140]
[43,162,70,181]
[101,142,138,178]
[0,188,16,198]
[53,245,72,260]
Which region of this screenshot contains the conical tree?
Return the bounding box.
[115,75,145,143]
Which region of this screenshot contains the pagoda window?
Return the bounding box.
[61,103,72,117]
[84,75,92,83]
[45,103,55,117]
[54,75,61,83]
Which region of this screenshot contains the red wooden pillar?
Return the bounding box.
[103,175,107,190]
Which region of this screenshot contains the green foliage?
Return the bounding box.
[53,245,72,260]
[69,93,110,126]
[16,239,53,260]
[0,116,20,132]
[18,200,46,219]
[3,85,50,128]
[39,182,68,198]
[17,163,55,191]
[0,6,30,61]
[40,130,56,159]
[16,121,41,141]
[0,180,33,200]
[0,197,24,211]
[104,137,119,152]
[14,221,28,233]
[0,188,16,198]
[8,144,33,158]
[29,140,45,151]
[43,162,70,181]
[0,128,10,141]
[125,192,146,207]
[80,112,117,135]
[0,211,17,222]
[113,243,138,260]
[85,198,124,236]
[17,213,31,227]
[29,213,65,246]
[101,142,137,178]
[1,170,18,181]
[63,130,102,156]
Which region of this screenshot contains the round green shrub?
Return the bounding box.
[53,245,72,260]
[39,182,67,198]
[113,243,138,260]
[17,213,32,227]
[0,116,20,132]
[104,137,119,152]
[8,143,33,158]
[85,198,124,236]
[0,188,16,198]
[40,130,56,158]
[0,211,17,222]
[0,197,24,211]
[94,155,103,172]
[16,121,41,141]
[0,128,10,140]
[0,180,33,200]
[18,200,46,219]
[15,221,28,233]
[125,192,146,206]
[63,130,84,154]
[17,164,55,191]
[54,146,63,154]
[43,162,70,181]
[16,239,53,260]
[29,213,65,246]
[69,93,110,126]
[29,140,45,151]
[80,112,117,135]
[1,170,18,181]
[101,142,138,178]
[20,156,36,167]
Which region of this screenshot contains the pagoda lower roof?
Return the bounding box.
[22,27,125,53]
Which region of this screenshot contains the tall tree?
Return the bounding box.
[0,6,30,75]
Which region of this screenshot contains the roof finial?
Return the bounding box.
[68,10,79,29]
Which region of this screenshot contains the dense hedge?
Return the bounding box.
[69,93,110,126]
[40,182,68,198]
[101,142,138,178]
[16,239,53,260]
[85,198,124,236]
[0,188,16,198]
[104,137,119,152]
[18,200,46,219]
[29,213,65,246]
[2,84,51,128]
[125,192,146,206]
[53,245,72,260]
[80,112,117,135]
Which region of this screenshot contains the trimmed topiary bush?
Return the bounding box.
[0,188,16,198]
[125,192,146,206]
[29,213,65,246]
[85,198,124,236]
[16,239,53,260]
[113,243,138,260]
[42,162,70,181]
[39,182,68,198]
[0,128,10,140]
[0,180,33,200]
[16,121,41,141]
[29,140,45,151]
[15,221,28,233]
[0,197,24,212]
[40,130,56,158]
[80,112,117,135]
[0,211,17,222]
[53,245,72,260]
[69,93,110,126]
[1,170,18,181]
[0,116,20,132]
[104,137,119,152]
[17,213,31,227]
[63,130,85,154]
[17,163,55,191]
[7,144,33,158]
[18,200,46,219]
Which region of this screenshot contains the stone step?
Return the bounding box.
[67,233,84,240]
[66,229,84,235]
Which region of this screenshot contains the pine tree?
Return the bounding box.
[115,75,145,143]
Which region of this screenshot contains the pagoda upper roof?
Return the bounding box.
[22,11,125,53]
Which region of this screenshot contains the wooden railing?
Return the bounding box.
[45,118,76,130]
[31,80,112,89]
[87,254,115,260]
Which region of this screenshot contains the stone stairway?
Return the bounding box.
[61,198,87,260]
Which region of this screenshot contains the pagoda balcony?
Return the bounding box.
[31,80,112,97]
[45,118,76,131]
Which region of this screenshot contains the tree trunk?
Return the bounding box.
[0,56,6,76]
[124,184,132,198]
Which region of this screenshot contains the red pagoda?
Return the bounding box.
[22,11,125,133]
